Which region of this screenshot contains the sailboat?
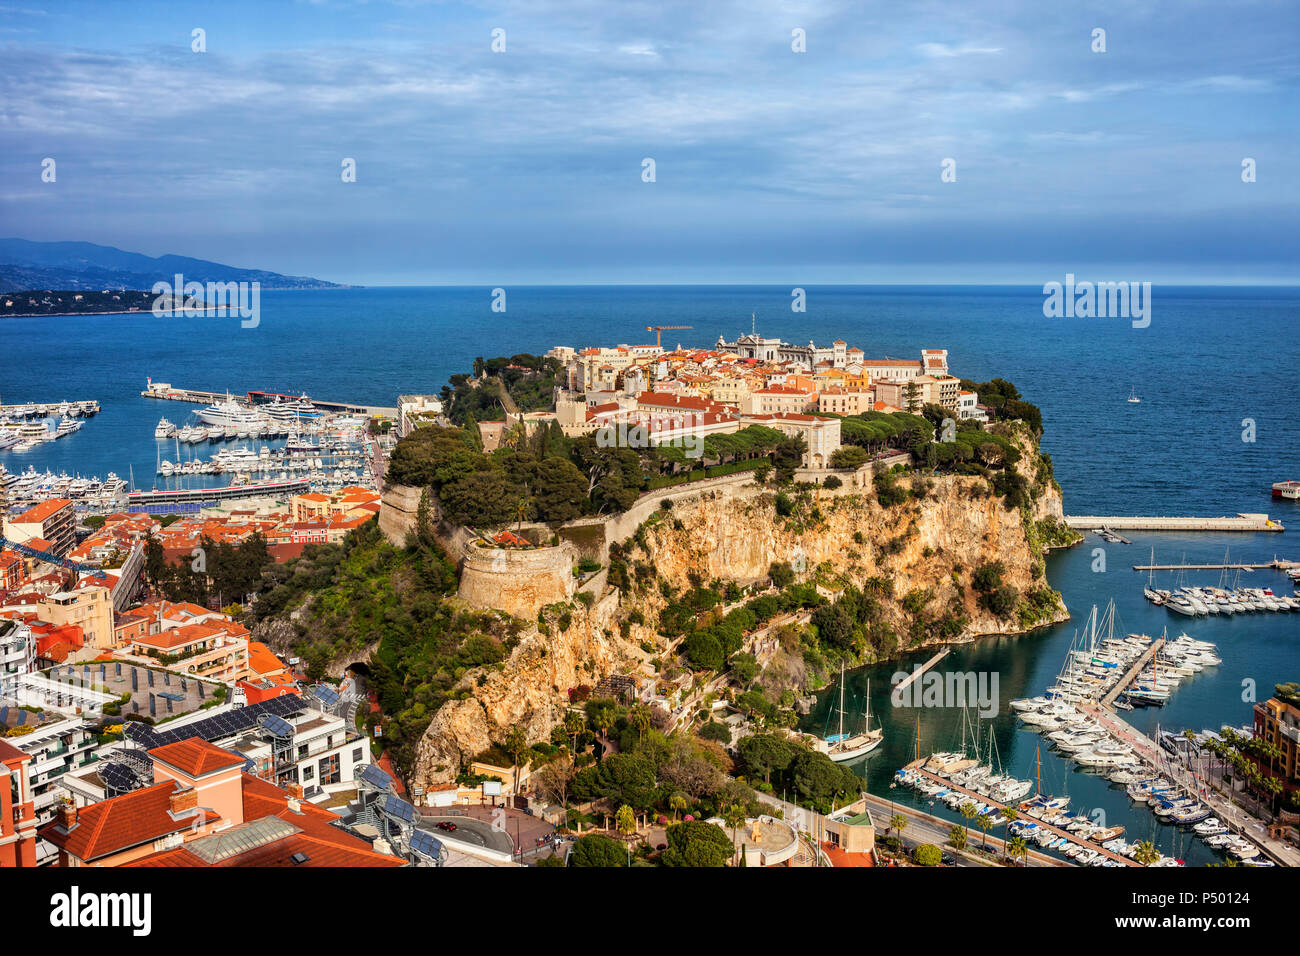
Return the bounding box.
[823,665,884,762]
[1127,387,1141,404]
[1143,548,1165,605]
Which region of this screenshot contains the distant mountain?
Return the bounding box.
[0,238,349,292]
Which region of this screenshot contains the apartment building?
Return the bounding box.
[4,498,76,558]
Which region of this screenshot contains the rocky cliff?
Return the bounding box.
[403,424,1073,787]
[410,590,638,787]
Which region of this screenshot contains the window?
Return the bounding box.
[297,744,308,759]
[319,754,340,786]
[302,765,314,781]
[352,748,363,763]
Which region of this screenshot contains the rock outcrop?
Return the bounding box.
[411,590,634,787]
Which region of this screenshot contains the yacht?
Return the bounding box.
[1127,387,1141,404]
[155,417,177,439]
[197,395,269,432]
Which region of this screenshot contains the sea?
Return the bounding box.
[2,284,1298,862]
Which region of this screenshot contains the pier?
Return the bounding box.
[0,399,100,417]
[905,761,1138,865]
[1100,636,1164,708]
[141,383,396,417]
[1132,558,1299,571]
[892,648,950,695]
[1064,514,1284,533]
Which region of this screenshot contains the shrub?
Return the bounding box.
[913,843,942,866]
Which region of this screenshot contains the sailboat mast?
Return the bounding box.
[838,663,845,740]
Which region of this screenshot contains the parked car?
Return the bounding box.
[436,821,457,832]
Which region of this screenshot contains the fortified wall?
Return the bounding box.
[457,540,577,619]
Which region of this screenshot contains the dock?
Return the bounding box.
[141,384,396,418]
[0,399,100,417]
[1133,558,1299,571]
[905,761,1138,866]
[1065,514,1284,533]
[1100,637,1164,708]
[892,648,950,695]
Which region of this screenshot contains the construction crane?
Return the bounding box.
[645,325,692,348]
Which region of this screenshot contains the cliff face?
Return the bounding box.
[638,472,1066,640]
[410,590,637,787]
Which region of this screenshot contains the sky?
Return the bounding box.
[0,0,1297,285]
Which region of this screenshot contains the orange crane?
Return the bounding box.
[645,325,692,348]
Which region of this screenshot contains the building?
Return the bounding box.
[1252,689,1300,794]
[818,386,872,416]
[0,738,38,866]
[34,582,115,650]
[742,385,818,416]
[0,549,27,591]
[0,618,35,696]
[396,394,443,437]
[715,332,848,370]
[41,737,404,868]
[4,498,76,557]
[738,413,842,469]
[124,622,251,683]
[8,716,101,825]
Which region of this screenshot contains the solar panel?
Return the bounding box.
[408,829,443,859]
[383,795,416,825]
[310,685,340,706]
[257,715,294,738]
[358,763,393,791]
[101,762,142,793]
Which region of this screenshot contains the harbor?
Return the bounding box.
[1065,513,1285,532]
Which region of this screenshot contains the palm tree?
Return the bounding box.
[889,812,908,849]
[1133,840,1161,866]
[975,812,993,850]
[1006,835,1028,867]
[564,711,586,755]
[959,801,978,845]
[668,793,688,824]
[629,704,653,745]
[722,803,748,865]
[948,824,967,852]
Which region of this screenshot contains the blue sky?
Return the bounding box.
[1,0,1296,285]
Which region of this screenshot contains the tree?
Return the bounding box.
[958,801,977,844]
[570,833,627,867]
[811,602,854,650]
[438,470,520,526]
[1006,835,1028,866]
[535,754,576,812]
[615,804,637,839]
[947,824,966,851]
[531,457,589,522]
[661,820,733,867]
[737,733,794,785]
[913,843,941,866]
[1133,840,1161,866]
[975,811,993,849]
[829,445,870,469]
[721,802,747,865]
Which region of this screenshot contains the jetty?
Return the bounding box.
[141,382,396,417]
[892,648,950,696]
[1100,636,1164,708]
[1064,514,1284,533]
[1132,558,1300,571]
[905,761,1138,866]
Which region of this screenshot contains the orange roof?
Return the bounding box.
[39,781,220,863]
[125,774,405,868]
[247,640,287,676]
[12,498,72,524]
[134,621,224,650]
[150,739,246,777]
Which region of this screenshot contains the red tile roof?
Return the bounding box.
[12,498,72,524]
[38,781,218,863]
[149,739,246,777]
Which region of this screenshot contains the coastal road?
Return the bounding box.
[861,791,1069,867]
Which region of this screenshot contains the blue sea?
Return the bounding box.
[4,284,1299,863]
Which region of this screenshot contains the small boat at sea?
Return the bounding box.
[1127,387,1141,404]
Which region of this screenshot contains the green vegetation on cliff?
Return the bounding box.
[246,520,520,775]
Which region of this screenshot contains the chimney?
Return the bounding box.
[169,786,199,815]
[286,781,304,800]
[57,803,77,830]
